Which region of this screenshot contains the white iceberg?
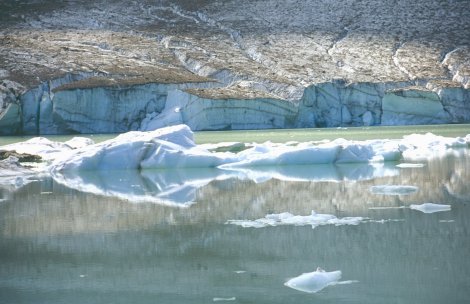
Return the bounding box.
[370,185,419,195]
[284,268,342,293]
[400,133,469,161]
[50,125,237,172]
[226,211,364,228]
[1,125,469,203]
[409,203,451,213]
[2,125,468,173]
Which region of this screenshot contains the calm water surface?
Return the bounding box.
[1,124,470,145]
[1,127,470,303]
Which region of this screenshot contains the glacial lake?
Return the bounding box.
[1,125,470,303]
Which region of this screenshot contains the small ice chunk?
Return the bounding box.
[284,268,342,293]
[396,163,425,168]
[370,185,418,195]
[234,270,246,274]
[368,206,407,210]
[213,297,236,302]
[226,211,364,229]
[409,203,451,213]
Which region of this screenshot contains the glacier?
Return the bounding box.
[1,76,470,135]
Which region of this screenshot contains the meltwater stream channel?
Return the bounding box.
[1,124,470,303]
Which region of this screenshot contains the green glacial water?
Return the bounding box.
[0,124,469,145]
[1,125,470,303]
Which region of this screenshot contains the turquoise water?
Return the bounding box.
[1,126,470,303]
[0,124,469,146]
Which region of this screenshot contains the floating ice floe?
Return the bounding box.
[396,163,425,168]
[213,297,236,302]
[284,268,356,293]
[370,185,419,195]
[2,125,469,173]
[226,211,364,228]
[409,203,451,213]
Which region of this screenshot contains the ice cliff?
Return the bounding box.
[1,77,469,135]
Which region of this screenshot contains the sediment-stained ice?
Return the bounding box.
[226,211,364,228]
[409,203,451,213]
[1,137,73,161]
[284,268,342,293]
[370,185,419,195]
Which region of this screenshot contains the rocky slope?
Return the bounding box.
[0,0,469,134]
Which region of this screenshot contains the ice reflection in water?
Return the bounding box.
[50,162,399,206]
[0,151,469,304]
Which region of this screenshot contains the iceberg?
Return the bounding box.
[1,125,469,204]
[409,203,451,213]
[45,127,468,173]
[50,125,237,172]
[284,268,342,293]
[2,125,467,173]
